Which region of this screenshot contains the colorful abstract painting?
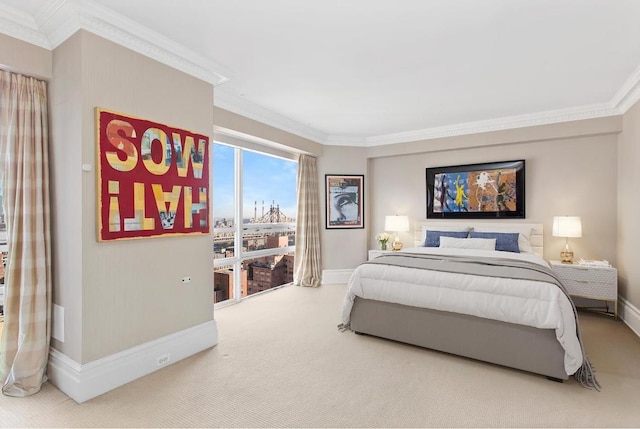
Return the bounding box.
[426,160,525,219]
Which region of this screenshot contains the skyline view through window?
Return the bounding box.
[213,144,297,223]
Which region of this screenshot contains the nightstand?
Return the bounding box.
[368,249,394,260]
[549,260,618,319]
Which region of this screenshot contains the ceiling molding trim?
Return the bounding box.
[611,64,640,114]
[35,0,80,49]
[359,103,622,147]
[16,0,231,86]
[324,135,368,146]
[60,0,230,85]
[213,91,623,147]
[0,3,50,48]
[214,88,328,144]
[78,1,230,85]
[34,0,64,19]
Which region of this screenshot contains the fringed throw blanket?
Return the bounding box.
[339,251,600,390]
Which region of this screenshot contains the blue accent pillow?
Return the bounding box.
[425,230,469,247]
[469,231,520,253]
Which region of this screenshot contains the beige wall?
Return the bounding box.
[250,117,621,275]
[48,32,84,361]
[314,118,622,274]
[366,128,619,265]
[317,145,369,269]
[50,31,215,363]
[0,33,52,79]
[619,100,640,309]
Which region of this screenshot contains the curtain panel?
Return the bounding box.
[0,70,52,397]
[293,155,322,287]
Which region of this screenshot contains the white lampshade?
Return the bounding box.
[552,216,582,238]
[385,215,410,232]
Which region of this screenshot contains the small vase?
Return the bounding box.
[380,241,388,250]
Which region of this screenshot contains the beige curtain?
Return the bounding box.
[293,155,322,287]
[0,70,52,397]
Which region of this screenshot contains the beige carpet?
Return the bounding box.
[1,284,640,428]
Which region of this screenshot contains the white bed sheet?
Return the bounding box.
[341,246,583,375]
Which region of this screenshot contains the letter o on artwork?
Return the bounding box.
[141,127,171,176]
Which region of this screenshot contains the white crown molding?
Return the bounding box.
[357,102,622,147]
[35,0,80,49]
[217,82,631,147]
[3,0,231,86]
[214,87,328,143]
[79,0,231,86]
[215,93,626,148]
[0,2,50,48]
[611,63,640,113]
[324,135,368,146]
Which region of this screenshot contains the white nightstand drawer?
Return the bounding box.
[549,261,618,318]
[553,265,616,284]
[561,278,617,300]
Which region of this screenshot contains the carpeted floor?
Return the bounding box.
[1,283,639,428]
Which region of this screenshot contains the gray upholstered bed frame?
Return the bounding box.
[351,221,569,380]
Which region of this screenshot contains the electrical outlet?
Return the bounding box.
[157,354,170,367]
[181,276,191,283]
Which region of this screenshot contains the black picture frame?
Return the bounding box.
[426,160,525,219]
[325,174,364,229]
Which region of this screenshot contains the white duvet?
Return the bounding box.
[341,247,583,375]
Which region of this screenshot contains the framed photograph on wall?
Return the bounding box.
[426,159,525,219]
[325,174,364,229]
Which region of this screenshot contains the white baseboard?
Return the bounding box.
[48,319,218,403]
[619,296,640,339]
[322,269,354,285]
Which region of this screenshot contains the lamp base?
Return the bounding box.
[392,241,403,251]
[560,250,574,263]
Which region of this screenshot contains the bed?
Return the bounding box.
[339,222,598,387]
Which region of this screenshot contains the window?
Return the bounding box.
[213,142,297,304]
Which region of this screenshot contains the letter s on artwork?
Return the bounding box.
[105,119,139,172]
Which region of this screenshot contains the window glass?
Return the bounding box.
[242,150,297,226]
[243,253,295,297]
[213,143,297,305]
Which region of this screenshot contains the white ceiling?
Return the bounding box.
[2,0,640,146]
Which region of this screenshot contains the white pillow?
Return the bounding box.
[439,236,496,251]
[473,225,533,253]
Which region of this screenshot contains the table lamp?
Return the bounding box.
[552,216,582,263]
[385,215,410,251]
